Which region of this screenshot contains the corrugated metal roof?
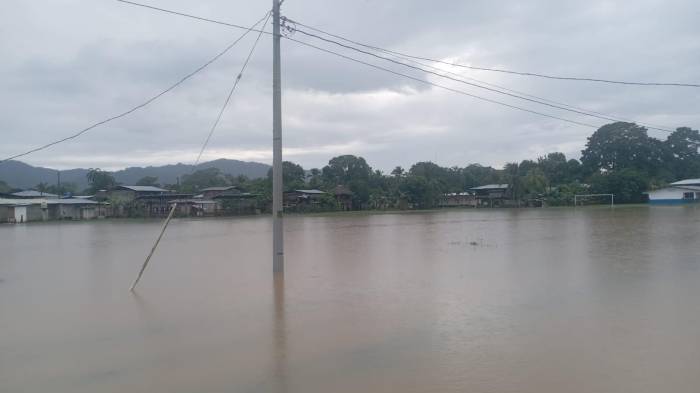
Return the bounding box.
[11,190,59,198]
[169,199,218,204]
[200,186,238,192]
[47,198,99,205]
[0,198,98,206]
[470,184,509,190]
[0,198,35,206]
[116,185,168,192]
[294,189,326,194]
[671,179,700,186]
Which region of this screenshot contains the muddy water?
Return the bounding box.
[1,206,700,392]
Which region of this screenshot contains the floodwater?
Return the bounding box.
[1,206,700,393]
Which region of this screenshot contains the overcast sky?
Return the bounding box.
[2,0,699,171]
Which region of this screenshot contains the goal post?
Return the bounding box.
[574,193,614,207]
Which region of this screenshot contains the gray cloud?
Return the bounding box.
[1,0,698,172]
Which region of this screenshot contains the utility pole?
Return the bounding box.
[272,0,284,274]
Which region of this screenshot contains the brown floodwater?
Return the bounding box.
[1,205,700,392]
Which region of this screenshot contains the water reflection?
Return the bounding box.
[271,272,287,393]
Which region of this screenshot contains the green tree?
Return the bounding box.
[665,127,700,179]
[581,122,667,176]
[86,168,117,193]
[285,161,306,190]
[399,175,441,208]
[307,168,323,189]
[589,169,648,203]
[537,153,569,185]
[523,168,548,197]
[0,180,11,194]
[462,164,500,188]
[267,161,306,191]
[181,168,228,192]
[322,155,372,185]
[135,176,159,187]
[391,166,405,177]
[46,182,78,196]
[35,182,49,194]
[502,162,523,200]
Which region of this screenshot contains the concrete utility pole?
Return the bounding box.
[272,0,284,274]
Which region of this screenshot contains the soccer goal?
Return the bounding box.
[574,193,615,207]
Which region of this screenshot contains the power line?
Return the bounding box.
[115,0,270,35]
[281,36,598,128]
[194,12,272,167]
[287,19,700,89]
[284,20,675,132]
[116,1,698,88]
[0,12,270,164]
[109,2,679,130]
[106,2,593,128]
[290,26,675,133]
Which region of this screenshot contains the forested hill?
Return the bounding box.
[0,159,271,190]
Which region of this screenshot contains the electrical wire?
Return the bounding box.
[193,11,271,166]
[288,19,700,89]
[0,12,270,164]
[108,1,681,130]
[282,36,598,128]
[291,26,675,132]
[283,19,674,132]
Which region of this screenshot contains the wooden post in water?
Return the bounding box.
[130,203,178,291]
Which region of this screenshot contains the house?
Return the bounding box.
[469,184,511,207]
[0,198,104,223]
[129,193,193,217]
[646,179,700,204]
[439,192,476,208]
[213,192,260,215]
[333,185,354,210]
[97,185,191,217]
[99,185,171,203]
[169,199,220,216]
[11,190,59,199]
[199,186,241,200]
[284,189,327,210]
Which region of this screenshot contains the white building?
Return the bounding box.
[646,179,700,204]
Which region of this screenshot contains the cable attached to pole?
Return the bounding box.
[129,11,272,292]
[0,12,269,165]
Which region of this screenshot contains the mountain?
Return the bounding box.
[0,159,271,190]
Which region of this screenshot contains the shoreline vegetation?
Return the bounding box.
[2,122,699,218]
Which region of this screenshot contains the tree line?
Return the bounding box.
[8,122,699,208]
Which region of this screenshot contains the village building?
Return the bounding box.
[646,179,700,204]
[0,198,104,223]
[199,186,241,199]
[333,185,354,210]
[439,191,477,208]
[127,192,193,217]
[169,199,220,216]
[96,185,190,217]
[213,192,260,215]
[98,185,170,202]
[470,184,511,207]
[10,190,59,199]
[284,189,327,210]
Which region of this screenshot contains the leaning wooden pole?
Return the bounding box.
[130,203,178,291]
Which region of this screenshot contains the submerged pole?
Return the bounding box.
[130,203,178,291]
[272,0,284,274]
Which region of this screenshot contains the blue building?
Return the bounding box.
[646,179,700,204]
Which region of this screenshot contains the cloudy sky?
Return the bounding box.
[2,0,699,171]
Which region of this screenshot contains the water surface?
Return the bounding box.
[1,206,699,392]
